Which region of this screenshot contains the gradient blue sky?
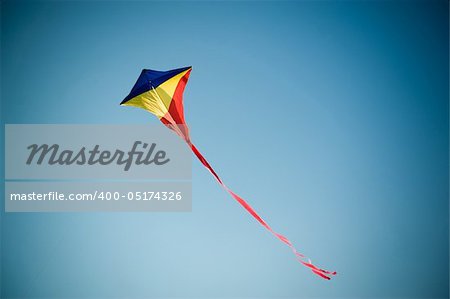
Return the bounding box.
[1,1,448,298]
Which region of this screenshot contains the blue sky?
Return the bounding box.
[1,1,448,298]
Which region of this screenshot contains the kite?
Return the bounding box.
[120,66,336,280]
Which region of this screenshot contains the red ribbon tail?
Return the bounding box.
[188,142,336,280]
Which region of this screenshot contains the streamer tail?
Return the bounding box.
[188,142,336,280]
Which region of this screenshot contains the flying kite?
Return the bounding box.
[120,66,336,280]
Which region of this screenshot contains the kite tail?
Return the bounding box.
[188,142,336,280]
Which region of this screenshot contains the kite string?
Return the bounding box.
[187,141,336,280]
